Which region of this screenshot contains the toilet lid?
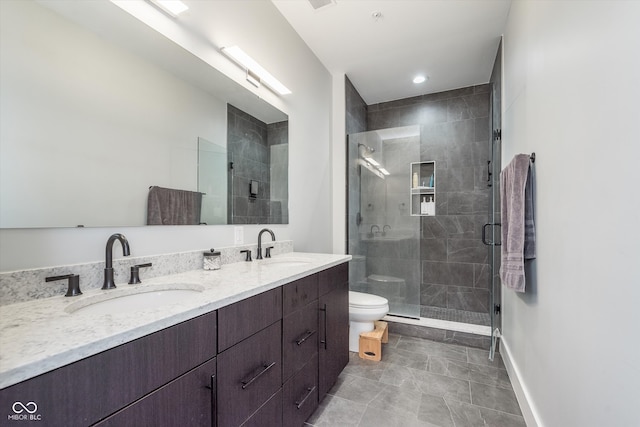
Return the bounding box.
[349,291,388,309]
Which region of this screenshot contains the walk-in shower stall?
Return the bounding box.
[346,67,503,354]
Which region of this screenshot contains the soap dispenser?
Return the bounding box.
[421,197,428,214]
[203,248,221,270]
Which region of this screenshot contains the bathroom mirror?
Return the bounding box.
[0,0,288,228]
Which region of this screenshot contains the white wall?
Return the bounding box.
[501,1,640,426]
[0,0,333,271]
[331,73,347,254]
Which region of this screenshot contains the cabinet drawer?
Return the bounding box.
[318,263,348,296]
[218,287,282,352]
[0,310,217,427]
[283,354,318,427]
[95,357,216,427]
[283,274,318,316]
[217,321,282,426]
[240,389,282,427]
[282,300,318,382]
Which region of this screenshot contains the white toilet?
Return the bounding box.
[348,291,389,352]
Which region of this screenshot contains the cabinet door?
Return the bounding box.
[218,287,282,352]
[318,262,348,297]
[240,389,282,427]
[283,274,318,317]
[217,321,282,426]
[0,311,217,427]
[283,354,318,427]
[94,358,216,427]
[283,300,318,382]
[318,283,349,399]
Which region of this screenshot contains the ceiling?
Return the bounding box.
[272,0,512,105]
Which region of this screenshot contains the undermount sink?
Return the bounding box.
[261,257,312,268]
[66,284,204,316]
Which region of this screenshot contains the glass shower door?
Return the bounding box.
[346,126,421,319]
[488,41,503,359]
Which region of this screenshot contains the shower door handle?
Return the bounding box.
[482,223,501,246]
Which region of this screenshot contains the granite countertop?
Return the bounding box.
[0,252,351,389]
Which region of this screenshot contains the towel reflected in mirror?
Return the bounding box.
[147,186,203,225]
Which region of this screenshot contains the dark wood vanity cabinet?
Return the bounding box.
[282,275,319,426]
[0,262,349,427]
[95,358,217,427]
[216,287,283,427]
[0,310,217,427]
[317,262,350,399]
[217,321,282,426]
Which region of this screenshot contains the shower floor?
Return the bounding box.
[419,306,491,326]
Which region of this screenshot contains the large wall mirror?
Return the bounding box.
[0,0,288,228]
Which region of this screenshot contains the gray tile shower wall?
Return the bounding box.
[227,104,288,224]
[0,240,294,306]
[367,85,491,315]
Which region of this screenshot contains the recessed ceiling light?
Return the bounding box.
[413,75,427,84]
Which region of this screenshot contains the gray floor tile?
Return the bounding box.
[427,356,513,389]
[306,394,367,426]
[386,333,401,347]
[329,373,386,405]
[359,405,440,427]
[342,352,389,381]
[309,333,526,427]
[369,383,424,417]
[379,363,423,391]
[467,347,506,369]
[410,368,472,403]
[469,381,523,416]
[382,346,430,370]
[395,336,468,361]
[446,398,527,427]
[416,393,456,427]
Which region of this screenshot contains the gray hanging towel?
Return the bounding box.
[500,154,536,292]
[147,186,203,225]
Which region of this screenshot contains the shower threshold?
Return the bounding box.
[384,314,491,337]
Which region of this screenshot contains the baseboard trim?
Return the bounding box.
[500,337,542,427]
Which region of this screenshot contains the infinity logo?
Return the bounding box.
[12,401,38,414]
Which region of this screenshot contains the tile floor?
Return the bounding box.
[306,334,525,427]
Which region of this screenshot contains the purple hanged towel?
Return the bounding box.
[147,186,202,225]
[500,154,536,292]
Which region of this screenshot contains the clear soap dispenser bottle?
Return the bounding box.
[203,248,221,270]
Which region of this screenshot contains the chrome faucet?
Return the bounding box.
[256,228,276,260]
[382,225,391,236]
[102,233,131,290]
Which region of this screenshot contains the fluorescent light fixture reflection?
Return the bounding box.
[221,46,291,95]
[148,0,188,17]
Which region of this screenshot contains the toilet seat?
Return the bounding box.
[349,291,388,309]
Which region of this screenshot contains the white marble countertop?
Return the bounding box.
[0,252,351,389]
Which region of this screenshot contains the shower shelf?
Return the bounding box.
[410,161,436,216]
